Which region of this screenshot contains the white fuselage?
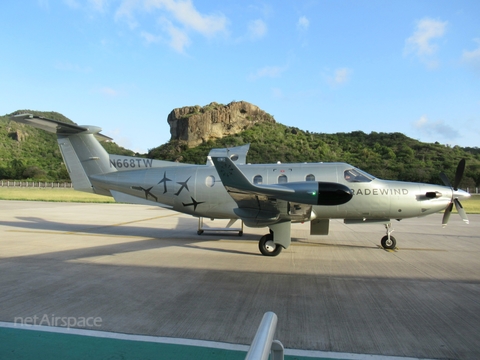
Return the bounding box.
[90,161,468,225]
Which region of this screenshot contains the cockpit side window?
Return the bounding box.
[344,168,374,183]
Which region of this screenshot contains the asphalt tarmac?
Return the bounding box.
[1,200,479,359]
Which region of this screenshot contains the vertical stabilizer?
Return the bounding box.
[57,132,115,194]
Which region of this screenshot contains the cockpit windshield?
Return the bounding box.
[344,168,375,183]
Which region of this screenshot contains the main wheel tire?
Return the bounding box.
[381,235,396,250]
[259,233,282,256]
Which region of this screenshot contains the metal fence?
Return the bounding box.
[0,181,73,188]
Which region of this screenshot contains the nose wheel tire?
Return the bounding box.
[381,235,396,250]
[259,233,282,256]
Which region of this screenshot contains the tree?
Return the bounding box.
[23,166,46,180]
[8,159,26,179]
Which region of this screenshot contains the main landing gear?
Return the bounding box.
[258,232,283,257]
[381,223,396,250]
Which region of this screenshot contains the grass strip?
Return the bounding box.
[0,187,115,203]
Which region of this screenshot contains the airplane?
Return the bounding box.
[10,114,471,256]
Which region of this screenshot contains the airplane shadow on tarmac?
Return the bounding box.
[1,214,394,259]
[0,215,266,258]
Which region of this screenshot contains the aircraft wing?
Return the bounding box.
[10,114,112,141]
[211,156,352,225]
[211,157,285,224]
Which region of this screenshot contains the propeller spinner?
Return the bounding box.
[440,159,470,226]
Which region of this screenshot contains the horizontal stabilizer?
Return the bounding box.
[10,114,112,141]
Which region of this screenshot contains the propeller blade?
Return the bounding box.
[440,172,452,188]
[440,159,468,227]
[453,159,466,191]
[454,198,469,224]
[442,202,453,227]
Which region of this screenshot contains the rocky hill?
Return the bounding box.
[168,101,275,147]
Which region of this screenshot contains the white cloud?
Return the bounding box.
[248,65,287,81]
[297,16,309,31]
[158,17,190,52]
[413,115,459,140]
[247,19,267,40]
[325,67,353,86]
[462,39,480,71]
[334,68,352,84]
[414,115,428,128]
[115,0,228,52]
[115,0,140,29]
[144,0,227,37]
[140,31,161,44]
[404,18,447,68]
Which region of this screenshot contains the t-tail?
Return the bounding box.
[10,114,116,196]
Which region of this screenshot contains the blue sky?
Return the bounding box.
[1,1,479,154]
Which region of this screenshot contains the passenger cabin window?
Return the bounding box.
[306,174,315,181]
[253,175,263,184]
[278,174,288,184]
[205,175,215,187]
[344,169,374,183]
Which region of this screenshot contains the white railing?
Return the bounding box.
[245,312,284,360]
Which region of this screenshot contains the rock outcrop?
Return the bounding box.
[167,101,275,147]
[8,129,28,142]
